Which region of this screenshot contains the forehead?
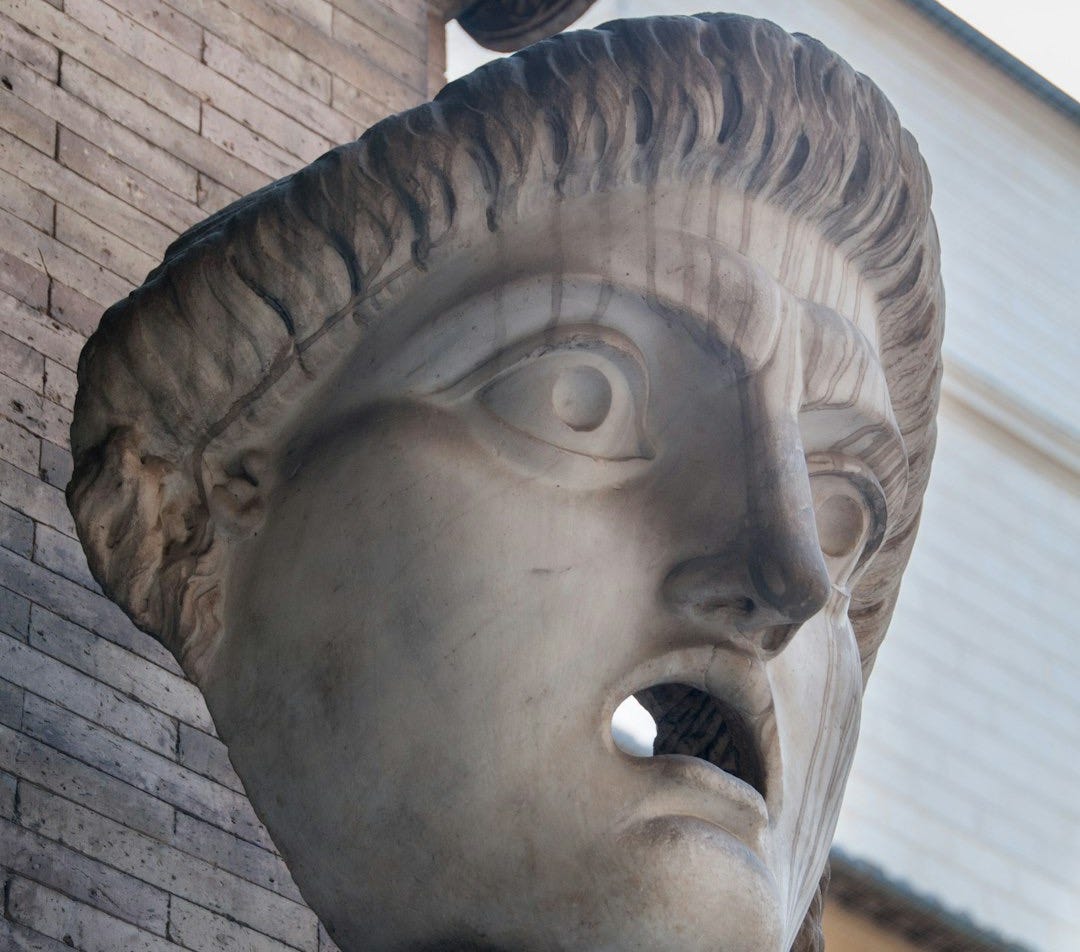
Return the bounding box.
[360,219,888,409]
[512,184,881,353]
[343,183,878,376]
[251,182,904,491]
[306,252,907,529]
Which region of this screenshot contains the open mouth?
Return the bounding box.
[613,683,767,800]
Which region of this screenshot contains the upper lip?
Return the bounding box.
[607,644,782,846]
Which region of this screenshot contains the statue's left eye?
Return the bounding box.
[476,337,652,461]
[806,459,888,589]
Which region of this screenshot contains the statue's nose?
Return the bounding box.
[660,516,830,656]
[660,410,831,657]
[747,510,833,639]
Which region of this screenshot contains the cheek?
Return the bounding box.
[226,403,655,769]
[340,407,643,640]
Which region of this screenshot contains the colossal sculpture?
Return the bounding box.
[67,13,943,952]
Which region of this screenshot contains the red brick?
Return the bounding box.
[0,330,43,393]
[172,0,333,101]
[2,127,175,258]
[61,57,269,195]
[0,289,85,370]
[0,10,60,80]
[0,249,49,310]
[202,33,357,144]
[0,49,197,198]
[49,282,102,339]
[0,415,39,474]
[0,166,55,233]
[0,84,57,156]
[98,0,204,58]
[55,204,158,287]
[6,0,201,130]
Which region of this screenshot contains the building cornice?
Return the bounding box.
[830,850,1033,952]
[901,0,1079,124]
[942,357,1080,484]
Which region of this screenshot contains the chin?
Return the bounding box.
[586,817,786,952]
[320,821,788,952]
[454,818,789,952]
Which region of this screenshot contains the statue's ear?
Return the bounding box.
[205,450,270,534]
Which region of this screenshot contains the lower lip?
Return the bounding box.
[623,813,773,880]
[623,753,770,855]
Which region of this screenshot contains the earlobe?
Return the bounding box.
[205,450,270,534]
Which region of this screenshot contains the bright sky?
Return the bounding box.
[449,1,1080,102]
[944,0,1079,100]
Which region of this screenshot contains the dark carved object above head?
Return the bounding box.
[456,0,601,51]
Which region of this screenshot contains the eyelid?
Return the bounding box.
[431,324,654,473]
[799,406,909,524]
[432,324,648,405]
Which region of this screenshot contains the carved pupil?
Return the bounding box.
[815,492,867,558]
[550,365,612,431]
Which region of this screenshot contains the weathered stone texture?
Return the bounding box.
[1,2,434,949]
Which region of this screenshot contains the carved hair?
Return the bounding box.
[69,12,942,710]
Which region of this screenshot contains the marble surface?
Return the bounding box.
[68,14,943,952]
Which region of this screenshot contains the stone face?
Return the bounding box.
[67,13,943,952]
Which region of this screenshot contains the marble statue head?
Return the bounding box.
[68,13,943,952]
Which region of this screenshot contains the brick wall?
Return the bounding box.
[0,2,442,949]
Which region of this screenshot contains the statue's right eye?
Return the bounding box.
[434,327,654,467]
[475,339,652,462]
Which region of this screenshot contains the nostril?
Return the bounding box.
[761,624,798,654]
[750,550,830,625]
[699,595,755,615]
